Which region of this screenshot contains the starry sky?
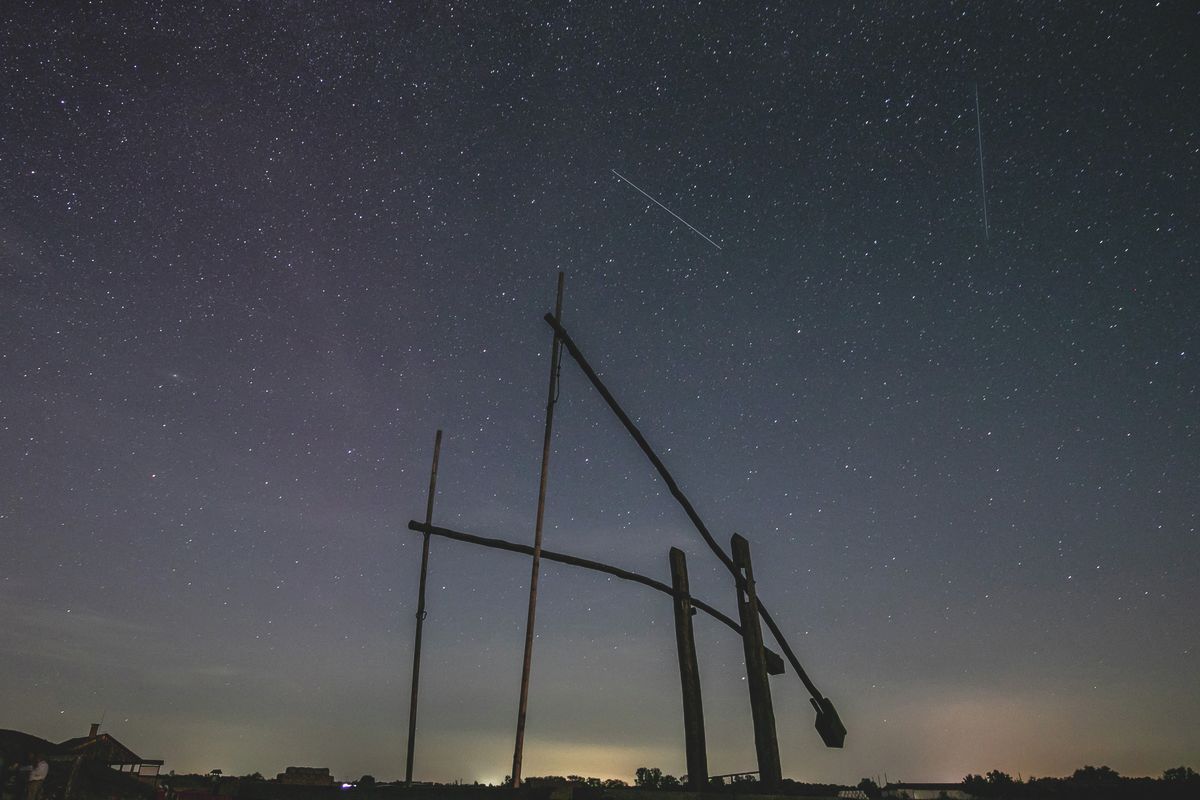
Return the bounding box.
[2,0,1197,787]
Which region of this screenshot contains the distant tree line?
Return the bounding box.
[851,765,1199,800]
[520,776,630,790]
[631,768,840,795]
[161,762,1199,798]
[624,764,1198,798]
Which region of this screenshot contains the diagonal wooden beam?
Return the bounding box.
[542,312,845,747]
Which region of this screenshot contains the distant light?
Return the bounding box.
[341,784,354,790]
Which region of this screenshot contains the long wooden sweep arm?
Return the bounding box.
[542,312,845,747]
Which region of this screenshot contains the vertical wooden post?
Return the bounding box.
[404,429,443,784]
[731,533,781,789]
[511,272,565,788]
[670,547,708,791]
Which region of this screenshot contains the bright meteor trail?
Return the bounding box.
[610,169,723,250]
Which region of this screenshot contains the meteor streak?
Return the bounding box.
[975,83,990,240]
[610,168,723,250]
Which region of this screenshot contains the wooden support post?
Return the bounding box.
[731,533,781,789]
[404,429,443,784]
[669,547,708,791]
[511,272,565,788]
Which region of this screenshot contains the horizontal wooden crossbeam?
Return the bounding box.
[405,520,785,675]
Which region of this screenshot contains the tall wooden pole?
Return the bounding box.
[404,429,443,784]
[669,548,708,790]
[732,533,781,790]
[511,272,565,788]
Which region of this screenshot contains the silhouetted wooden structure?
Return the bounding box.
[542,309,846,748]
[401,275,845,791]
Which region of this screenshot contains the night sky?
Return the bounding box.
[2,0,1197,787]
